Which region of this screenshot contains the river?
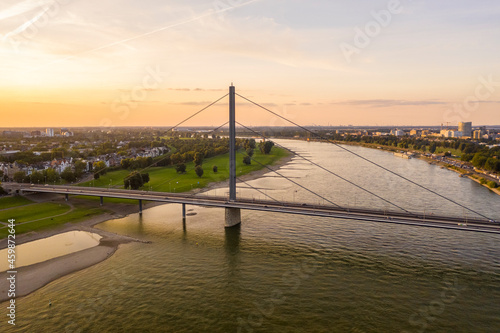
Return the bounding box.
[4,140,500,332]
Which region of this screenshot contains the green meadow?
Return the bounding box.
[79,147,289,193]
[0,197,106,238]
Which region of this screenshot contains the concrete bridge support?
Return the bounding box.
[139,199,143,215]
[225,208,241,228]
[65,194,69,201]
[182,203,186,219]
[100,196,103,206]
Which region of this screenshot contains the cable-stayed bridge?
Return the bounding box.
[8,85,500,234]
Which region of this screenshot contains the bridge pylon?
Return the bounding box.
[225,84,241,227]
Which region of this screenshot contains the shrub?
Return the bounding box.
[487,181,498,189]
[175,163,186,173]
[195,165,204,178]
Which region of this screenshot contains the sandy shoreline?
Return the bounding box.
[0,151,294,303]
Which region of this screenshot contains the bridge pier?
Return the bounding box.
[225,208,241,228]
[100,196,103,206]
[139,199,143,215]
[182,203,186,219]
[65,194,69,201]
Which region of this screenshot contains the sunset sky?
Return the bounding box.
[1,0,500,127]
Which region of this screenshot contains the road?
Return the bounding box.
[6,184,500,235]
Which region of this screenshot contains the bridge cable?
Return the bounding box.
[237,121,411,213]
[237,149,342,208]
[236,93,493,221]
[236,177,281,204]
[107,94,228,183]
[150,121,229,192]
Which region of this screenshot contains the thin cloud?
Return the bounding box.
[24,0,262,73]
[332,99,446,108]
[168,88,191,91]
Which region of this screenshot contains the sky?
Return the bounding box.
[1,0,500,128]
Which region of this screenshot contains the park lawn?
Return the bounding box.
[0,202,70,223]
[0,202,106,238]
[0,196,33,209]
[76,147,289,193]
[149,148,289,193]
[434,147,462,157]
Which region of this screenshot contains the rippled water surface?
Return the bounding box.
[3,140,500,332]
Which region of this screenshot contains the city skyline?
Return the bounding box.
[2,0,500,127]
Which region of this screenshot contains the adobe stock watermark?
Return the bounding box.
[402,275,466,333]
[339,0,404,64]
[442,74,500,125]
[1,0,73,52]
[100,65,166,128]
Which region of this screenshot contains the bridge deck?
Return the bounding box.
[8,184,499,235]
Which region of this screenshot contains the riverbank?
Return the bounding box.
[0,150,294,303]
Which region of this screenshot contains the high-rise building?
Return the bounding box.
[45,128,54,137]
[458,122,472,137]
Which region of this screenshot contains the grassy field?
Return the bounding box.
[79,147,289,193]
[0,201,106,238]
[0,202,70,223]
[0,196,33,209]
[434,147,462,157]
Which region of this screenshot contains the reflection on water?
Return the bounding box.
[0,231,102,271]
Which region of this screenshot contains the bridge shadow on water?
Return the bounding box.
[224,224,242,280]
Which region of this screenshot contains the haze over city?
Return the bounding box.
[2,0,500,127]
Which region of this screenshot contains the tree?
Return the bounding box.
[171,153,183,165]
[248,138,256,149]
[194,152,204,166]
[30,171,44,184]
[124,172,148,190]
[259,141,274,154]
[74,160,87,177]
[61,167,76,183]
[429,142,437,154]
[195,165,204,178]
[93,161,107,175]
[175,163,186,173]
[212,165,218,173]
[243,155,251,165]
[485,158,500,172]
[13,171,26,183]
[120,158,131,169]
[471,152,488,169]
[246,148,254,158]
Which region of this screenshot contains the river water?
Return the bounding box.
[3,140,500,332]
